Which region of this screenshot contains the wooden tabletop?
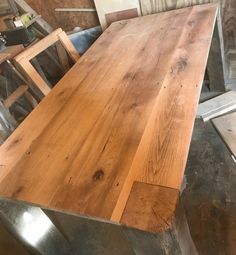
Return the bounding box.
[0,4,217,233]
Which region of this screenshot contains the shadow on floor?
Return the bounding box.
[182,119,236,255]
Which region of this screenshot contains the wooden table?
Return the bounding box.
[0,3,217,253]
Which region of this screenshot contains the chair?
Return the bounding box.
[14,28,80,96]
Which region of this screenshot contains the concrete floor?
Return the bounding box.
[182,119,236,255]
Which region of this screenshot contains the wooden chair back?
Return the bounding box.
[14,28,80,96]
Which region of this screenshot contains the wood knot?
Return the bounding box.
[177,57,188,73]
[188,20,195,26]
[93,169,104,181]
[6,137,22,150]
[13,138,21,144]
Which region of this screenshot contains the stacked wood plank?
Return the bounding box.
[0,4,217,247]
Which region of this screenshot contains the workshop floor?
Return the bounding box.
[182,119,236,255]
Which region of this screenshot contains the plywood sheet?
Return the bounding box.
[0,4,217,233]
[140,0,215,15]
[94,0,141,29]
[25,0,99,31]
[212,112,236,157]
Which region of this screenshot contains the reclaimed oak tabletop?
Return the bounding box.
[0,3,217,233]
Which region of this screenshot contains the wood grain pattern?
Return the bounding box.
[212,112,236,157]
[121,182,179,233]
[139,0,236,86]
[0,4,217,233]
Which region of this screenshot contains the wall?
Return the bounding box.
[221,0,236,80]
[25,0,99,31]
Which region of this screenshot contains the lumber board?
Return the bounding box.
[0,4,217,234]
[197,91,236,121]
[212,112,236,157]
[93,0,141,29]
